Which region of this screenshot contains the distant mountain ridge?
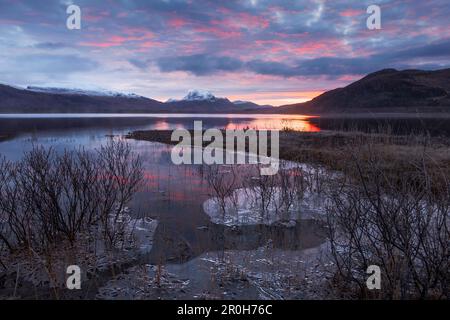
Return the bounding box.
[278,68,450,113]
[1,68,450,114]
[0,85,271,113]
[26,86,145,99]
[0,84,165,113]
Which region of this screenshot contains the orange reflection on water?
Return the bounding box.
[224,115,320,132]
[153,120,170,130]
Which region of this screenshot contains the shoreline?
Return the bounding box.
[126,129,450,195]
[126,128,450,161]
[0,135,11,142]
[1,111,450,118]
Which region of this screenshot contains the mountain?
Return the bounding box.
[167,90,219,103]
[182,90,219,102]
[0,84,165,113]
[233,100,272,109]
[0,86,272,113]
[4,68,448,114]
[26,86,144,99]
[164,90,272,112]
[278,68,450,114]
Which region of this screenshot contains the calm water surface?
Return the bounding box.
[0,113,448,264]
[0,114,325,264]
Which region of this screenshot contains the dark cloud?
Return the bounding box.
[246,60,300,77]
[15,54,98,74]
[296,40,450,77]
[157,54,243,76]
[155,40,450,77]
[295,57,378,76]
[245,56,380,78]
[33,42,69,49]
[389,40,450,60]
[128,58,150,69]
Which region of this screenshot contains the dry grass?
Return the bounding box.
[278,131,450,196]
[128,129,450,195]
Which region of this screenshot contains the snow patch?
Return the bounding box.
[168,90,224,102]
[183,90,218,101]
[26,86,144,99]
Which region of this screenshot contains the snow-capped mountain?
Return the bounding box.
[0,83,164,113]
[164,90,273,112]
[167,90,224,103]
[26,86,144,99]
[183,90,219,102]
[0,83,273,113]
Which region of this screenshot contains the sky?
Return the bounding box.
[0,0,449,106]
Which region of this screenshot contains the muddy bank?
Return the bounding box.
[97,241,334,300]
[0,214,159,300]
[0,218,326,300]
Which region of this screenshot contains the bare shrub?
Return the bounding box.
[0,140,143,253]
[204,164,238,217]
[291,166,308,202]
[326,141,450,299]
[248,166,277,220]
[275,163,304,221]
[96,141,144,246]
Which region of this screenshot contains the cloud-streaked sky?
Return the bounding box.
[0,0,449,105]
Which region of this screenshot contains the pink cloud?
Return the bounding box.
[340,9,363,17]
[79,28,158,48]
[253,37,351,59]
[167,17,189,28]
[83,9,110,23]
[227,12,270,30]
[193,25,242,39]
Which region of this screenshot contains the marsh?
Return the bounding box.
[0,113,449,299]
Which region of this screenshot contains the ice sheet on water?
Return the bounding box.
[109,208,159,253]
[203,187,326,226]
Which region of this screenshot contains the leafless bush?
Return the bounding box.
[247,166,277,220]
[304,165,328,196]
[0,141,143,253]
[291,166,308,202]
[0,158,19,252]
[275,164,305,221]
[326,142,449,299]
[96,141,144,246]
[204,164,238,217]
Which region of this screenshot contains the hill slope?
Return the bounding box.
[279,68,450,114]
[0,85,271,113]
[0,84,165,113]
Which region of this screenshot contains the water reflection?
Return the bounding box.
[0,114,320,137]
[2,113,449,137]
[223,117,320,131]
[1,113,450,265]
